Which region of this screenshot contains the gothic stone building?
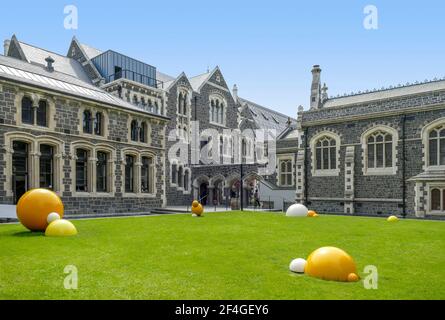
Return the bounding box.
[295,65,445,218]
[0,36,169,215]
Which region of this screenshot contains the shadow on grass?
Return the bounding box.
[12,231,45,237]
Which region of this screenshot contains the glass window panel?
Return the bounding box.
[125,155,134,193]
[316,148,322,170]
[368,136,375,143]
[37,100,47,127]
[76,149,88,192]
[286,173,292,186]
[368,144,375,168]
[94,113,102,135]
[96,151,108,192]
[385,142,393,168]
[330,147,336,169]
[141,156,151,193]
[322,147,329,169]
[431,189,441,211]
[322,140,329,147]
[440,129,445,137]
[39,144,53,189]
[429,139,438,166]
[21,97,34,124]
[83,111,92,134]
[440,138,445,165]
[429,130,438,138]
[384,134,392,142]
[376,135,383,142]
[376,143,384,168]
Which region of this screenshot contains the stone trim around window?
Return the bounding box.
[360,125,399,176]
[421,117,445,171]
[120,148,156,198]
[277,154,295,187]
[426,182,445,216]
[310,131,341,177]
[15,91,56,130]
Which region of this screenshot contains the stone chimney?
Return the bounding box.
[321,83,328,102]
[310,65,322,109]
[233,84,238,103]
[4,40,10,56]
[45,56,55,72]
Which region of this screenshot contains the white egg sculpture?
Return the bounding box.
[286,204,308,217]
[46,212,61,224]
[289,258,307,273]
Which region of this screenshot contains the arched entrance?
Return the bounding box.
[193,175,210,205]
[243,172,263,208]
[210,174,225,206]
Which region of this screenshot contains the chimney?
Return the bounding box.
[321,83,328,102]
[4,39,10,56]
[233,84,238,103]
[310,65,322,109]
[45,56,55,72]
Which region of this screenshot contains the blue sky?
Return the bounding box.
[1,0,444,118]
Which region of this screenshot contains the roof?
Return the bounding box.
[238,97,296,135]
[79,43,102,60]
[18,41,92,83]
[0,55,168,119]
[189,71,211,92]
[324,79,445,108]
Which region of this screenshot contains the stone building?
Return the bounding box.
[0,35,169,215]
[295,65,445,218]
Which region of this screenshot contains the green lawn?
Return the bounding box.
[0,211,444,300]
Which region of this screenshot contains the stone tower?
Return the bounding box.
[310,65,322,109]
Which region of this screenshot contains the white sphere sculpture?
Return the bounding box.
[46,212,61,224]
[286,204,308,217]
[192,213,198,217]
[289,258,307,273]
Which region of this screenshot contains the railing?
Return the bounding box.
[107,70,164,89]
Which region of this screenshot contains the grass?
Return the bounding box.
[0,211,444,300]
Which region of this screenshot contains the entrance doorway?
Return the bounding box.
[199,182,209,205]
[12,141,29,204]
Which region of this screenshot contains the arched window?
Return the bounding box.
[183,93,188,115]
[125,155,135,193]
[178,92,184,114]
[315,136,336,170]
[140,122,147,143]
[21,97,34,125]
[76,149,89,191]
[96,151,108,192]
[130,120,138,142]
[154,102,159,114]
[209,97,225,125]
[141,156,153,194]
[39,144,54,189]
[367,130,393,169]
[37,100,47,127]
[428,125,445,166]
[94,112,103,136]
[83,110,92,134]
[12,141,29,203]
[279,159,293,186]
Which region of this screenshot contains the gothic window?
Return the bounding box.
[428,125,445,166]
[76,149,89,192]
[39,144,54,189]
[430,188,445,212]
[171,163,178,184]
[184,170,189,191]
[96,151,108,193]
[279,159,293,186]
[141,156,153,194]
[94,112,103,136]
[178,166,183,188]
[367,131,393,169]
[140,122,147,143]
[21,96,34,125]
[315,136,336,170]
[83,110,92,134]
[130,120,138,142]
[125,155,135,193]
[210,97,225,125]
[37,100,47,127]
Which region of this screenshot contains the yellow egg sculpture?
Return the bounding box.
[16,188,64,231]
[305,246,358,282]
[45,219,77,237]
[387,215,399,222]
[191,200,204,216]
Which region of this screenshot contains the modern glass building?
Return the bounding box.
[91,50,159,88]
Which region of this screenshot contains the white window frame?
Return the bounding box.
[277,154,295,187]
[422,118,445,170]
[310,131,340,177]
[427,183,445,215]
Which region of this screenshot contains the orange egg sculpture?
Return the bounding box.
[305,246,359,282]
[307,210,317,217]
[191,200,204,216]
[16,189,64,231]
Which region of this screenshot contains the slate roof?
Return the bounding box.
[79,43,102,60]
[18,41,92,83]
[238,97,296,135]
[324,79,445,108]
[189,71,211,92]
[0,55,168,119]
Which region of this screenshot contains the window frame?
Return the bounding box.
[310,132,340,177]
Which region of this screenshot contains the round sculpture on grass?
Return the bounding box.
[45,219,77,237]
[286,204,308,217]
[16,189,64,231]
[191,200,204,217]
[307,210,317,217]
[47,212,61,224]
[305,246,359,282]
[387,215,399,222]
[289,258,307,273]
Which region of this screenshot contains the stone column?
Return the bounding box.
[344,146,355,214]
[295,149,305,204]
[89,156,97,194]
[135,161,142,194]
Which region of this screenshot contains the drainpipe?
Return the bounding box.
[401,114,407,218]
[304,127,309,205]
[194,96,198,121]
